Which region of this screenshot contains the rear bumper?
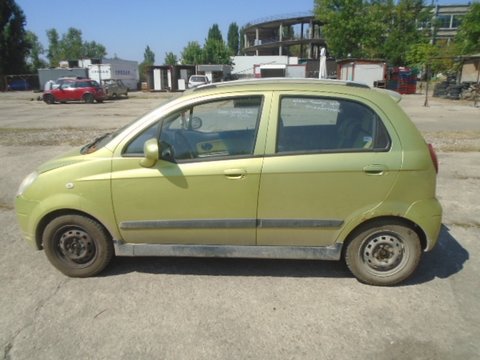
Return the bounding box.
[405,198,442,251]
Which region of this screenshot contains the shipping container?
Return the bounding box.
[88,59,139,90]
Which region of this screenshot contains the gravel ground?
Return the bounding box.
[1,89,479,360]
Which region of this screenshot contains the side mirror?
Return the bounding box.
[140,138,159,168]
[159,141,175,163]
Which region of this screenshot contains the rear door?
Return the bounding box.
[257,92,402,246]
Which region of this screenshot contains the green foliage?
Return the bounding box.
[383,0,428,65]
[179,24,232,65]
[164,52,178,65]
[455,3,480,55]
[46,27,107,66]
[314,0,369,59]
[203,38,232,64]
[143,45,155,64]
[83,41,106,59]
[139,45,155,82]
[406,43,438,68]
[181,41,204,64]
[227,22,239,56]
[208,24,223,42]
[25,31,47,72]
[46,28,61,66]
[0,0,31,82]
[314,0,431,65]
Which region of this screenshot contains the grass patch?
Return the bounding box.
[0,127,115,146]
[423,131,480,152]
[0,203,14,210]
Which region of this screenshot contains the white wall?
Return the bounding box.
[232,56,298,77]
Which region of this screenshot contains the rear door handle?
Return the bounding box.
[224,168,246,179]
[363,164,387,175]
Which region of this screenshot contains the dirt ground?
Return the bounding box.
[0,90,479,360]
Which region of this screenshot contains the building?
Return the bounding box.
[431,4,471,45]
[242,12,326,59]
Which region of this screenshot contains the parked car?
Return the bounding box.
[43,78,105,104]
[102,79,128,99]
[188,75,209,88]
[16,78,442,285]
[7,79,31,91]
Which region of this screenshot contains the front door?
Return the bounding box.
[111,95,267,245]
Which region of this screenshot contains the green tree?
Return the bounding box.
[164,52,178,65]
[139,45,155,82]
[239,26,246,55]
[25,31,47,72]
[0,0,31,88]
[362,0,393,59]
[181,41,204,64]
[203,38,232,64]
[455,3,480,55]
[143,45,155,64]
[314,0,369,58]
[46,28,107,65]
[46,28,61,66]
[60,27,83,59]
[315,0,431,65]
[227,22,239,55]
[207,24,223,42]
[83,40,107,59]
[382,0,429,65]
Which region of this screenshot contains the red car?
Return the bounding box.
[43,79,105,104]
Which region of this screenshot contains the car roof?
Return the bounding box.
[189,78,368,92]
[184,78,402,103]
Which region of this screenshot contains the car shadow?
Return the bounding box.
[104,255,351,279]
[404,224,469,286]
[102,225,469,284]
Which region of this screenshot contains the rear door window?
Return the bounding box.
[277,97,390,153]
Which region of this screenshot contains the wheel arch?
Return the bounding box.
[340,216,427,258]
[35,209,113,250]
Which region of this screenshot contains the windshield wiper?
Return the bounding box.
[81,132,111,154]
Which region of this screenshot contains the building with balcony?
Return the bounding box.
[242,12,326,59]
[432,4,471,44]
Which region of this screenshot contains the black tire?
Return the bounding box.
[83,93,94,104]
[345,220,421,286]
[43,94,55,104]
[43,215,113,277]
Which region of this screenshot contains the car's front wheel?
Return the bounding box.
[43,94,55,104]
[43,215,113,277]
[345,220,422,286]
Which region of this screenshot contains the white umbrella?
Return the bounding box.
[319,47,327,79]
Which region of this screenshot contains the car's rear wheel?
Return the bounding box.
[83,93,94,104]
[345,220,421,286]
[43,94,55,104]
[43,215,113,277]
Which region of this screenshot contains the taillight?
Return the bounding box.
[428,143,438,174]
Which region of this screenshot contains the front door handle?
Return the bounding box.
[224,168,246,179]
[363,164,387,175]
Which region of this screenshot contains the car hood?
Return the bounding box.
[36,147,112,174]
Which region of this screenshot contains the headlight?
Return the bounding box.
[16,171,38,197]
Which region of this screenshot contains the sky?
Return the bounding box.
[17,0,473,64]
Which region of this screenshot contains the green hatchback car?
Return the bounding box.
[15,79,442,285]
